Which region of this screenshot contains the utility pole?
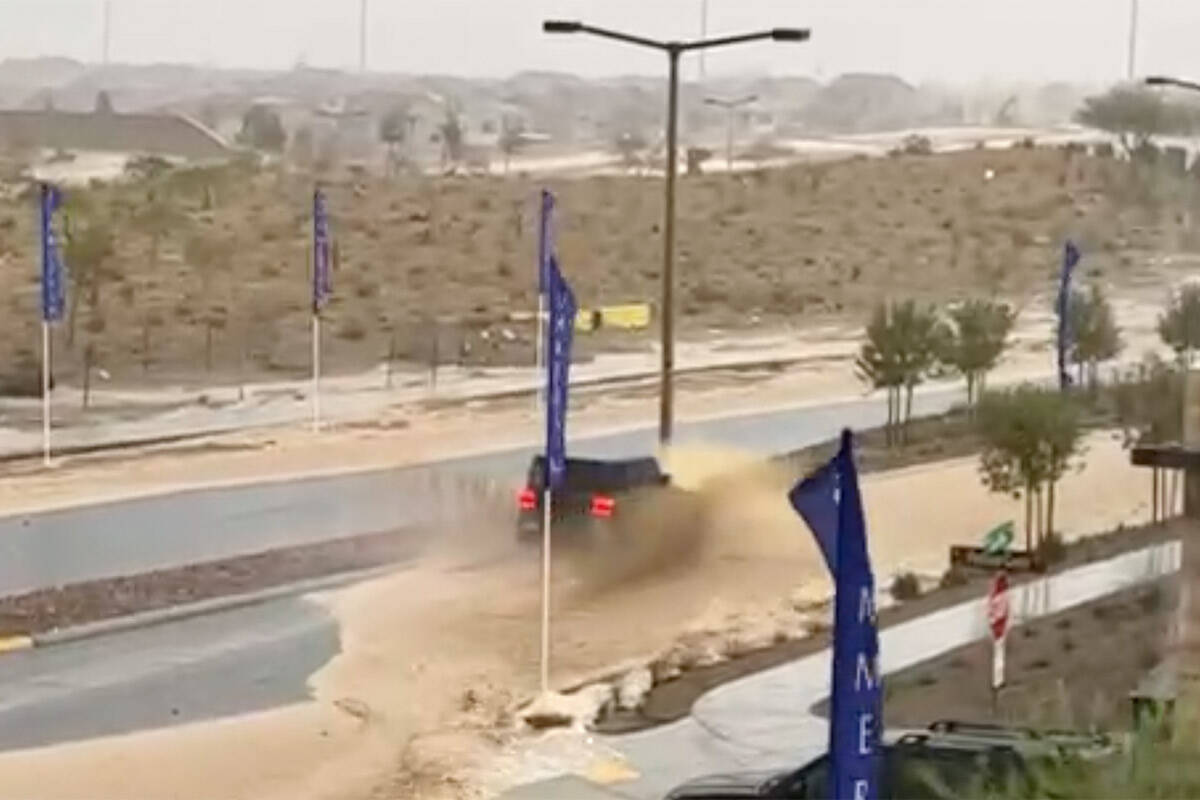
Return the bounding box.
[1127,0,1139,81]
[359,0,368,73]
[103,0,112,65]
[698,0,709,83]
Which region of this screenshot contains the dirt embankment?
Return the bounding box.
[0,145,1188,391]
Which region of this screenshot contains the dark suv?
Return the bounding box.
[664,721,1115,799]
[515,455,673,540]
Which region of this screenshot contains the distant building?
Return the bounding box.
[0,107,232,162]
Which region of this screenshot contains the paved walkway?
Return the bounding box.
[500,540,1183,800]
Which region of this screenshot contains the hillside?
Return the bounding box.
[0,144,1191,391]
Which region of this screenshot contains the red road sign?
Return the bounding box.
[988,571,1010,641]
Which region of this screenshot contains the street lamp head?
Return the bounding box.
[543,20,582,34]
[770,28,810,42]
[1144,76,1170,86]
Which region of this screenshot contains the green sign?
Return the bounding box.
[982,521,1014,555]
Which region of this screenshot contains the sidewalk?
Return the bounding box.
[499,539,1183,800]
[0,329,860,462]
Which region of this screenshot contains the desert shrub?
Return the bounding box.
[338,318,367,341]
[0,350,45,397]
[890,572,922,602]
[1038,530,1067,565]
[939,565,970,589]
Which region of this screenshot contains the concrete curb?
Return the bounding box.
[0,352,822,466]
[22,563,398,650]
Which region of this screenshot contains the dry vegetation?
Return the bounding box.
[0,145,1194,389]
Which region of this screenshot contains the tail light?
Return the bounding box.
[518,487,537,511]
[590,494,616,518]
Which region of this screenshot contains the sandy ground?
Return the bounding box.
[0,430,1156,799]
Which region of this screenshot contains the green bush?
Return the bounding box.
[939,565,970,589]
[891,572,922,602]
[1039,530,1067,565]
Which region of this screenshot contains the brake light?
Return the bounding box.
[518,488,537,511]
[590,494,616,518]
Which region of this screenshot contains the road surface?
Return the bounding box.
[0,387,964,595]
[0,386,966,752]
[0,595,334,751]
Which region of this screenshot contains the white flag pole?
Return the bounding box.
[311,313,321,432]
[540,486,552,692]
[41,320,50,466]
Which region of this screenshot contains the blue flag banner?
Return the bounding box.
[544,255,576,490]
[789,456,839,573]
[537,190,554,296]
[312,188,332,313]
[790,430,881,800]
[40,183,66,323]
[1057,240,1080,391]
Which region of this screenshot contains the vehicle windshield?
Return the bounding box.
[0,3,1194,800]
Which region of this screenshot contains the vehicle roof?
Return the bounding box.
[525,455,666,490]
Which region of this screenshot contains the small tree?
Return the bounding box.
[856,305,905,447]
[436,108,465,170]
[239,104,287,152]
[1074,86,1182,155]
[856,301,939,445]
[936,299,1015,408]
[291,125,315,170]
[132,194,188,272]
[1158,282,1200,366]
[379,105,413,176]
[614,131,648,174]
[1113,353,1184,446]
[977,386,1084,552]
[184,231,233,371]
[63,218,115,348]
[1067,283,1123,389]
[896,302,940,439]
[498,116,526,174]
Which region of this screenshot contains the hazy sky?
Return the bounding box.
[2,0,1199,85]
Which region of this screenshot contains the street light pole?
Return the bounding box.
[662,48,680,442]
[543,21,809,444]
[1146,75,1200,94]
[705,94,758,171]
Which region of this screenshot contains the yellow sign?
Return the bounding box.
[600,304,652,330]
[572,303,652,332]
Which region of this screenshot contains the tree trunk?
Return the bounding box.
[385,333,396,390]
[904,383,914,444]
[965,372,976,409]
[141,322,151,374]
[1035,487,1044,549]
[66,287,81,348]
[1024,487,1034,553]
[81,343,93,410]
[886,387,896,447]
[1046,478,1057,540]
[205,322,214,372]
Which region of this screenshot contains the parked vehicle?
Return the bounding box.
[663,720,1115,799]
